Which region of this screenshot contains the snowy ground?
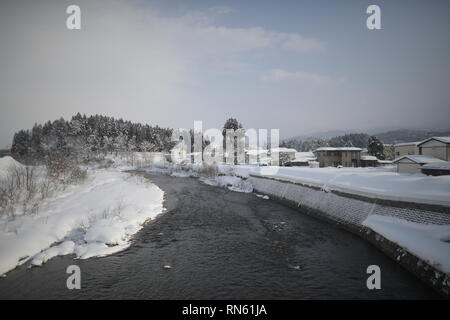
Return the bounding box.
[0,156,24,178]
[246,166,450,206]
[363,215,450,275]
[142,163,255,194]
[142,162,450,205]
[0,164,164,276]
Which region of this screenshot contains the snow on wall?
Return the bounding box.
[249,176,450,226]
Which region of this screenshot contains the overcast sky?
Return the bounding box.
[1,0,450,148]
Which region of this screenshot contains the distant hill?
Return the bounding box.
[374,129,450,145]
[0,149,10,158]
[282,128,450,151]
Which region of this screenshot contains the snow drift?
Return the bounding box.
[0,168,164,276]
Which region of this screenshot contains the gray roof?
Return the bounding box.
[314,147,362,152]
[394,141,420,147]
[421,161,450,170]
[393,154,446,164]
[417,136,450,146]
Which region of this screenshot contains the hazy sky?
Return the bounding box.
[1,0,450,147]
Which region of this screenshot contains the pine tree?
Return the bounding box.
[368,136,385,160]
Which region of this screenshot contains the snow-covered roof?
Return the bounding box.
[421,161,450,171]
[393,155,446,164]
[314,147,362,152]
[361,155,378,161]
[377,160,393,164]
[287,159,310,163]
[270,147,297,153]
[245,149,268,155]
[417,136,450,146]
[294,152,316,161]
[394,141,420,147]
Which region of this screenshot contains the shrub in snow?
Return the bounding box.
[0,156,88,218]
[198,163,219,177]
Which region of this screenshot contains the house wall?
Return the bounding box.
[397,162,421,174]
[315,151,340,167]
[271,151,295,166]
[315,151,360,168]
[395,145,419,157]
[419,141,449,161]
[341,151,360,167]
[421,169,450,176]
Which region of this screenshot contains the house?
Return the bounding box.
[394,142,420,158]
[383,144,395,160]
[284,159,309,167]
[417,136,450,161]
[393,155,446,174]
[377,159,393,167]
[284,152,316,167]
[420,162,450,176]
[360,155,378,167]
[245,148,269,165]
[313,147,362,168]
[269,147,297,166]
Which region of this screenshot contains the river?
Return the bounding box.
[0,173,440,299]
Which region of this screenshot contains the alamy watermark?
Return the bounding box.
[366,265,381,290]
[170,121,282,174]
[66,265,81,290]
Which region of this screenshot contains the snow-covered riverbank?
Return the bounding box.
[0,166,164,276]
[142,163,450,206]
[248,166,450,207]
[363,215,450,274]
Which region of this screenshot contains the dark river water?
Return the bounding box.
[0,173,440,299]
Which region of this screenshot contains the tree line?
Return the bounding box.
[11,113,175,161]
[281,133,387,159]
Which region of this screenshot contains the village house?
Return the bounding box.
[393,155,446,174]
[420,162,450,176]
[313,147,362,168]
[417,136,450,161]
[284,151,317,167]
[245,148,270,165]
[393,137,450,175]
[383,144,395,160]
[360,155,378,167]
[269,147,297,166]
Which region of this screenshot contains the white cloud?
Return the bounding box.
[261,69,345,87]
[157,15,325,59]
[280,33,324,53]
[0,0,327,147]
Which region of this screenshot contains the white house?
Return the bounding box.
[393,154,446,174]
[421,161,450,176]
[417,136,450,161]
[269,147,297,166]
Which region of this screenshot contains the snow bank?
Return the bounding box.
[250,166,450,206]
[0,169,164,275]
[0,156,24,178]
[363,215,450,274]
[143,163,254,193]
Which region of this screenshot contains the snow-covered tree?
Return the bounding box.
[368,136,385,160]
